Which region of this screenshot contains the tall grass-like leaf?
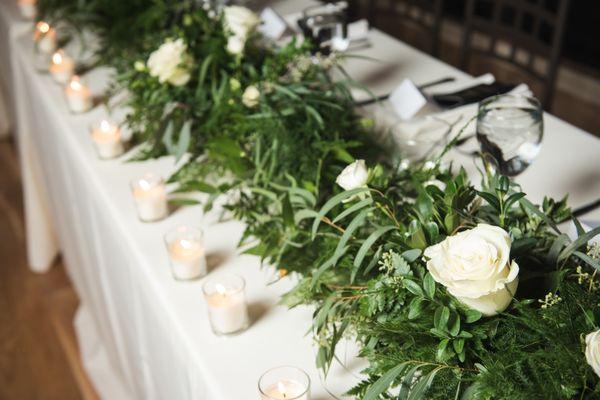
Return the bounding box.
[161,120,175,153]
[520,198,560,234]
[294,209,319,224]
[311,188,370,239]
[408,368,441,400]
[332,207,373,262]
[574,251,600,271]
[558,226,600,261]
[174,120,192,162]
[332,197,373,224]
[545,234,569,266]
[363,362,409,400]
[354,225,397,269]
[398,366,421,399]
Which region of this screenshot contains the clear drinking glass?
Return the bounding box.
[258,366,311,400]
[476,94,543,176]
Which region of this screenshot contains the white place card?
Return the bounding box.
[259,8,288,40]
[331,36,350,52]
[389,79,428,120]
[348,19,369,41]
[331,19,370,52]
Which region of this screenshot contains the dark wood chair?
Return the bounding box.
[348,0,444,57]
[460,0,571,109]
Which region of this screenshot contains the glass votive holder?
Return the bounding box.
[18,0,37,19]
[164,226,207,281]
[65,76,93,114]
[33,21,57,71]
[202,274,249,336]
[49,49,75,85]
[259,366,311,400]
[130,173,168,222]
[90,120,124,159]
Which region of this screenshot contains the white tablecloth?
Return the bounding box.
[2,0,600,398]
[1,0,59,271]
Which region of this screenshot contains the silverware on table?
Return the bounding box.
[573,198,600,218]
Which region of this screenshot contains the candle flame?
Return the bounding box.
[138,179,152,191]
[215,284,227,296]
[52,51,63,65]
[277,381,287,397]
[69,76,83,91]
[36,21,50,33]
[179,238,194,250]
[100,120,112,132]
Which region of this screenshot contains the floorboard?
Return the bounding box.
[0,138,96,400]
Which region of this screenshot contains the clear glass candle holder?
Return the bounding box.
[33,21,57,71]
[259,366,311,400]
[90,120,124,159]
[130,173,168,222]
[65,76,93,114]
[18,0,37,19]
[49,49,75,85]
[164,226,207,281]
[202,274,249,336]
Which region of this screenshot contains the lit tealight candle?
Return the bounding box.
[90,120,124,159]
[49,50,75,85]
[33,21,57,70]
[202,274,249,335]
[65,76,93,113]
[34,21,57,54]
[130,173,169,222]
[18,0,37,19]
[164,226,207,281]
[259,366,311,400]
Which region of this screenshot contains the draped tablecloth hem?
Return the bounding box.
[75,306,134,400]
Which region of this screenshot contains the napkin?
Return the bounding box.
[359,79,531,161]
[390,82,532,145]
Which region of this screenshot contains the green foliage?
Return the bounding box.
[290,167,600,399]
[36,1,600,398]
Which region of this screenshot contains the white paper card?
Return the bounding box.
[331,37,350,52]
[259,8,288,40]
[348,19,369,41]
[389,79,427,120]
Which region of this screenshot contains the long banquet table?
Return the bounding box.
[1,0,599,398]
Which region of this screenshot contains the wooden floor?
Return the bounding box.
[0,138,97,400]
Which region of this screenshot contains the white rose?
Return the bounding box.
[147,38,192,86]
[242,85,260,107]
[424,224,519,316]
[223,6,260,39]
[586,330,600,377]
[336,160,368,191]
[223,6,259,55]
[227,35,245,55]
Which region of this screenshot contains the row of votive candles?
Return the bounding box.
[29,17,310,397]
[33,22,93,114]
[129,174,245,334]
[137,183,309,400]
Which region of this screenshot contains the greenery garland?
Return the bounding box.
[34,1,600,398]
[281,162,600,399]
